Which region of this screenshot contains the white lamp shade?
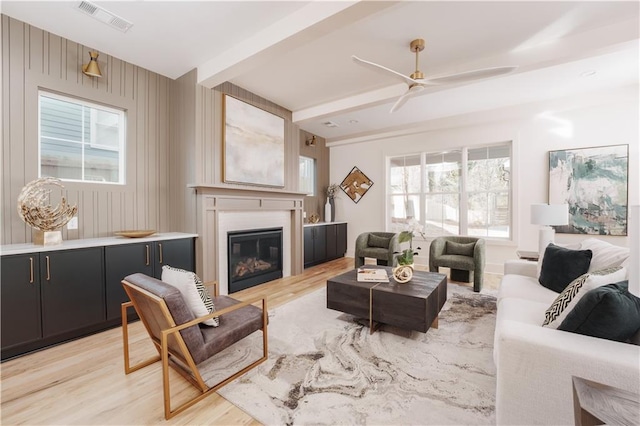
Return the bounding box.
[531,204,569,226]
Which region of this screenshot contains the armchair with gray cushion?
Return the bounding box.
[429,236,485,292]
[354,232,401,268]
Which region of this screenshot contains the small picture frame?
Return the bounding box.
[340,166,373,204]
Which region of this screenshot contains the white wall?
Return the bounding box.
[330,85,639,273]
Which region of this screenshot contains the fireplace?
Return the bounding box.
[227,227,283,293]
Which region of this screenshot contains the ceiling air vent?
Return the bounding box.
[74,1,134,33]
[323,121,339,128]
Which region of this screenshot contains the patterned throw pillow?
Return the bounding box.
[542,266,627,329]
[161,265,219,327]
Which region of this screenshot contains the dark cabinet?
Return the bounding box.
[1,235,196,361]
[1,254,42,351]
[304,226,326,267]
[40,248,105,338]
[304,223,347,268]
[105,243,153,321]
[152,238,195,279]
[105,238,194,321]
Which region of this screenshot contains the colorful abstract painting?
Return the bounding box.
[223,95,285,187]
[549,145,628,235]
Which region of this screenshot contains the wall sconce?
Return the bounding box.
[82,51,102,78]
[306,135,316,147]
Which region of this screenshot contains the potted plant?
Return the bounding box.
[393,222,425,283]
[325,183,339,222]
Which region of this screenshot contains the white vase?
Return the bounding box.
[324,199,332,222]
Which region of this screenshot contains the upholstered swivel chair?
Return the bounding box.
[354,232,400,268]
[429,236,485,292]
[121,273,268,419]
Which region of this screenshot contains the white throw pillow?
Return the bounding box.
[161,265,219,327]
[542,266,627,329]
[580,238,629,272]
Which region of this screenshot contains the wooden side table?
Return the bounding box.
[572,376,640,426]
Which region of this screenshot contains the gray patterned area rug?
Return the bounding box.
[213,284,497,425]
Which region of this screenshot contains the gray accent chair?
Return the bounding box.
[354,232,400,268]
[429,236,485,292]
[121,273,268,419]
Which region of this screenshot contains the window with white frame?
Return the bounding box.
[39,91,126,184]
[299,156,316,195]
[388,143,511,240]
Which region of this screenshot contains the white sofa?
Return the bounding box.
[494,239,640,425]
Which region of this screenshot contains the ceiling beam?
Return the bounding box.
[197,1,400,88]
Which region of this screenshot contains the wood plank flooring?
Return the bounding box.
[0,258,500,425]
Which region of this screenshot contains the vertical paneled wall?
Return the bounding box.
[193,81,299,189]
[1,15,172,244]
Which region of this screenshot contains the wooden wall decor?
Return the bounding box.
[340,166,373,204]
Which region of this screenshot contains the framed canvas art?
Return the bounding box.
[549,144,628,235]
[223,95,285,187]
[340,166,373,203]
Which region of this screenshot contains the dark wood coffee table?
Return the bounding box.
[326,267,447,333]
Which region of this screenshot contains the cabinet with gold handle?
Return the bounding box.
[45,256,51,281]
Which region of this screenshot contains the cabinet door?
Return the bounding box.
[326,224,338,260]
[1,254,42,351]
[105,243,153,321]
[336,223,347,257]
[153,238,195,278]
[313,226,327,263]
[40,247,105,338]
[303,227,315,267]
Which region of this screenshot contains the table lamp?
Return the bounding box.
[531,203,569,255]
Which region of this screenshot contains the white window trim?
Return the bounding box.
[38,90,126,185]
[387,142,513,242]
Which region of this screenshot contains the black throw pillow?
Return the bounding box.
[558,281,640,343]
[538,244,592,293]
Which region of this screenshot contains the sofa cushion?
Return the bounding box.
[446,241,475,256]
[542,266,626,329]
[162,265,219,327]
[538,244,592,293]
[559,281,640,342]
[368,234,391,249]
[498,274,558,305]
[432,254,475,270]
[493,297,551,364]
[580,238,629,272]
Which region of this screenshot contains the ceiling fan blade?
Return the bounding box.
[390,85,424,113]
[352,55,418,86]
[424,66,517,85]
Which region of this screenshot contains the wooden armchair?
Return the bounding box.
[121,273,268,419]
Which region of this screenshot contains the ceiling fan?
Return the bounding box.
[352,38,517,113]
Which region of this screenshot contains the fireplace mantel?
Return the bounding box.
[191,183,305,294]
[189,183,308,198]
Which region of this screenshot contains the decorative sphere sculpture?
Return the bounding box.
[17,177,77,231]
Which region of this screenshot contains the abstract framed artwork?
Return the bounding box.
[549,144,628,235]
[223,95,285,187]
[340,166,373,204]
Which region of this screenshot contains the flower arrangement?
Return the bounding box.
[326,183,339,199]
[395,220,425,266]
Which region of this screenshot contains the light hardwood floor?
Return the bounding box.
[0,258,499,425]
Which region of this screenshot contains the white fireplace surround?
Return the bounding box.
[191,184,306,295]
[218,211,290,295]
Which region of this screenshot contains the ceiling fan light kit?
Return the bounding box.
[353,38,517,113]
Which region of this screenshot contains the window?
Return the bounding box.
[388,143,512,240]
[39,91,125,184]
[299,156,316,196]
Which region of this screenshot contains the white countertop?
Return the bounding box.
[0,232,198,256]
[303,221,347,227]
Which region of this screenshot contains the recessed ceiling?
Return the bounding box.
[2,1,638,144]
